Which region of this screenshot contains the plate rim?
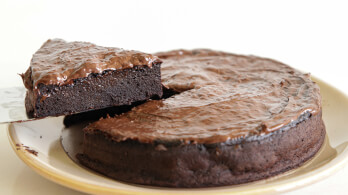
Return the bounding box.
[7,76,348,195]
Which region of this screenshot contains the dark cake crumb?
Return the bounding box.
[15,144,38,156]
[25,148,38,156]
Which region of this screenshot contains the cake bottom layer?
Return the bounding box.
[26,63,162,118]
[77,112,325,188]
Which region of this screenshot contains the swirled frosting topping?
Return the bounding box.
[86,49,321,144]
[22,39,160,89]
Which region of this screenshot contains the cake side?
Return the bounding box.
[62,85,177,127]
[77,111,325,187]
[25,63,162,118]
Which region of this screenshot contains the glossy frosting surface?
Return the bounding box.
[23,39,159,89]
[86,49,321,144]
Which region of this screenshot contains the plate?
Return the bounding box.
[7,77,348,195]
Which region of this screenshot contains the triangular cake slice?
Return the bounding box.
[22,39,162,118]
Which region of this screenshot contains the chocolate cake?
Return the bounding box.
[77,49,325,187]
[21,39,163,118]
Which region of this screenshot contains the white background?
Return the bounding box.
[0,0,348,194]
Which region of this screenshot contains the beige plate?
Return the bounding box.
[7,77,348,195]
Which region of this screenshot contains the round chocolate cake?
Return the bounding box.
[77,49,325,187]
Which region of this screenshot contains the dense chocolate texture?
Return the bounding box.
[63,102,144,127]
[63,85,176,127]
[22,39,162,117]
[77,49,325,187]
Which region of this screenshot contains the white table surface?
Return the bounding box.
[1,0,348,194]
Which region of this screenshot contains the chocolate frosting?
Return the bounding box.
[22,39,160,89]
[85,49,322,144]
